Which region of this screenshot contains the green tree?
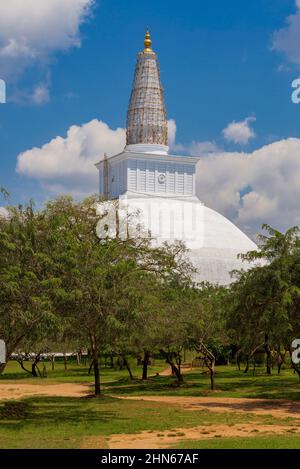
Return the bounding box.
[43,196,194,395]
[228,225,300,376]
[187,284,228,390]
[0,202,59,372]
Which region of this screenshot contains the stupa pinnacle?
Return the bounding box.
[125,30,168,154]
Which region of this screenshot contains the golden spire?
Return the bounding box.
[126,30,168,147]
[143,29,153,53]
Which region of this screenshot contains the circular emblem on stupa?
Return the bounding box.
[158,173,166,184]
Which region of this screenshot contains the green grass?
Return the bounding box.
[2,361,300,448]
[0,359,167,385]
[106,366,300,400]
[175,435,300,449]
[0,395,294,449]
[2,360,300,400]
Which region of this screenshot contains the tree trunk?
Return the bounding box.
[18,359,35,376]
[163,352,184,383]
[90,335,101,396]
[176,354,182,376]
[171,363,184,383]
[236,350,241,371]
[123,356,133,380]
[18,353,41,377]
[31,363,38,377]
[142,351,150,380]
[210,361,215,391]
[110,355,114,369]
[51,356,55,371]
[88,360,94,375]
[93,355,101,396]
[33,354,42,377]
[196,342,216,391]
[275,347,285,375]
[244,356,249,373]
[277,351,283,374]
[264,334,272,375]
[208,358,215,391]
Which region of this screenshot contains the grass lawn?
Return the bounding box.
[3,359,300,400]
[0,358,167,385]
[0,395,296,449]
[107,368,300,400]
[1,360,300,448]
[175,435,300,449]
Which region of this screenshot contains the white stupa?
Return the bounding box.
[96,31,257,285]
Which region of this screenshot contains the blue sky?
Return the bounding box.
[1,0,300,236]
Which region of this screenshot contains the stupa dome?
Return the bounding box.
[189,205,256,285]
[119,194,256,285]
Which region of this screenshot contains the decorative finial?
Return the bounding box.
[144,29,152,52]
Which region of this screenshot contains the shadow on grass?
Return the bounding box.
[0,363,148,382]
[105,374,199,395]
[2,364,300,402]
[0,367,92,381]
[0,372,37,381]
[104,367,300,400]
[0,396,122,432]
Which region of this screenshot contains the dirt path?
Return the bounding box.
[118,395,300,420]
[0,366,188,398]
[1,383,300,448]
[1,383,300,422]
[0,382,91,400]
[108,422,300,449]
[157,366,192,377]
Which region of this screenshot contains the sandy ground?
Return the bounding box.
[81,435,108,449]
[0,382,90,400]
[0,366,187,399]
[109,391,300,448]
[119,395,300,420]
[157,366,192,377]
[2,381,300,448]
[108,423,300,449]
[1,383,300,420]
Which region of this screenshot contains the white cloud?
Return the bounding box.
[173,140,220,156]
[222,116,256,145]
[196,138,300,237]
[0,0,94,101]
[11,82,51,106]
[31,83,50,105]
[167,119,177,148]
[184,141,220,156]
[272,0,300,66]
[17,119,126,196]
